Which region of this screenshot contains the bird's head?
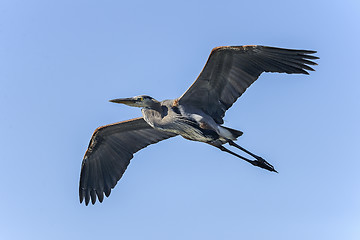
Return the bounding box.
[109,95,158,108]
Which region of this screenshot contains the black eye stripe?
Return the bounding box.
[140,96,150,100]
[136,96,152,101]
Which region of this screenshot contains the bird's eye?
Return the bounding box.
[139,97,143,101]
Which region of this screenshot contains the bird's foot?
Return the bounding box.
[252,156,278,173]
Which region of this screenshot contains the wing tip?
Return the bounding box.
[79,187,110,205]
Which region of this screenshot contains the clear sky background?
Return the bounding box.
[1,0,359,239]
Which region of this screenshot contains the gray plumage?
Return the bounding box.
[79,45,318,205]
[79,118,176,204]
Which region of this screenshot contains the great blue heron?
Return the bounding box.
[79,45,318,205]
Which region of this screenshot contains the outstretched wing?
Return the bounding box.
[178,45,318,124]
[79,117,177,205]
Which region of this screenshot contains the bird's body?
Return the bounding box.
[140,98,232,143]
[79,45,318,205]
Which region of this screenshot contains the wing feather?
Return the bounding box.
[179,45,318,124]
[79,117,177,205]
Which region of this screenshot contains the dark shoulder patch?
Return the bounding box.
[161,106,168,117]
[171,106,181,115]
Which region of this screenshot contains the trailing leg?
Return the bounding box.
[210,143,277,172]
[227,140,277,172]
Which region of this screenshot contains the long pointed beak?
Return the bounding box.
[109,98,136,105]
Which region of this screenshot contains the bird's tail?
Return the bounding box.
[219,126,243,140]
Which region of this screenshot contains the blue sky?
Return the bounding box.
[1,0,360,239]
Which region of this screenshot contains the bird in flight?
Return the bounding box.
[79,45,318,205]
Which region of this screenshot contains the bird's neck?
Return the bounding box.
[141,103,163,129]
[143,100,162,112]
